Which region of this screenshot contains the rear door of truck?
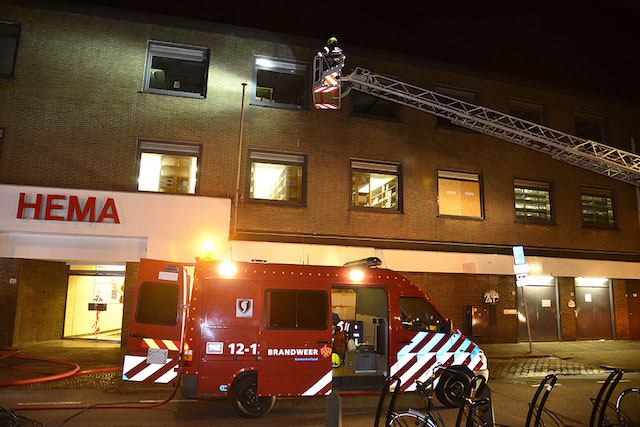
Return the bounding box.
[122,258,188,384]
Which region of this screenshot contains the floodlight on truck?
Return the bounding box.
[218,261,237,277]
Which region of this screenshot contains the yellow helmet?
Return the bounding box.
[331,352,341,368]
[327,37,338,46]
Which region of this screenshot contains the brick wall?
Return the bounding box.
[557,277,577,341]
[0,4,638,258]
[120,262,139,347]
[0,258,21,347]
[613,279,630,340]
[402,272,518,344]
[12,260,68,345]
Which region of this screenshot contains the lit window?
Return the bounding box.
[581,186,616,229]
[351,89,401,121]
[434,85,477,131]
[575,113,608,144]
[509,100,545,125]
[137,140,201,194]
[438,170,482,218]
[252,56,307,109]
[0,22,20,77]
[514,179,553,223]
[249,151,306,204]
[351,160,401,211]
[144,41,209,98]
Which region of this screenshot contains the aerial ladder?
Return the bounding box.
[312,43,640,187]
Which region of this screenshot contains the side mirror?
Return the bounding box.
[445,318,452,335]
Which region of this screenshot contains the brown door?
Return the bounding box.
[518,286,558,342]
[626,281,640,340]
[575,286,613,340]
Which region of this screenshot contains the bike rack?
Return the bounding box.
[456,374,493,427]
[526,373,559,427]
[589,369,624,427]
[374,375,402,427]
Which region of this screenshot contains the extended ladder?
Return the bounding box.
[317,64,640,186]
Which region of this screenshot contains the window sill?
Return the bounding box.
[248,198,306,207]
[436,214,484,220]
[515,218,556,226]
[250,101,308,111]
[581,224,618,231]
[140,89,205,99]
[349,206,403,214]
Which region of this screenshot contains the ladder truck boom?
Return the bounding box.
[312,44,640,187]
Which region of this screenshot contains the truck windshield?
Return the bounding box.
[399,297,446,333]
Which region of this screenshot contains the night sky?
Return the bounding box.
[66,0,640,102]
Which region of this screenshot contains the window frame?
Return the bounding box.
[0,21,20,78]
[247,149,308,206]
[513,178,555,225]
[574,112,609,145]
[434,85,478,132]
[350,88,402,122]
[399,296,447,333]
[264,289,329,330]
[135,281,180,326]
[508,99,546,125]
[251,56,309,110]
[135,139,203,195]
[436,169,484,219]
[143,41,209,99]
[580,186,617,230]
[349,159,403,213]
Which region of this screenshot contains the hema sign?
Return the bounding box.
[16,193,120,223]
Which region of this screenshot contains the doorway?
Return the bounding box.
[627,280,640,340]
[517,276,559,342]
[63,264,125,342]
[575,278,613,340]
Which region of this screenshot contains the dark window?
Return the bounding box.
[136,140,202,194]
[514,179,553,223]
[136,282,180,325]
[351,159,402,211]
[144,42,209,98]
[575,113,608,144]
[351,90,401,122]
[438,170,483,218]
[581,187,616,228]
[509,100,545,125]
[434,85,478,131]
[253,57,307,109]
[0,22,19,77]
[266,290,328,329]
[249,150,306,204]
[399,297,446,333]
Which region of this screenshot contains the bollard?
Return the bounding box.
[326,390,342,427]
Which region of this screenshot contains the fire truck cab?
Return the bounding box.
[123,257,488,418]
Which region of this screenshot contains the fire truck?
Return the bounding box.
[123,257,488,417]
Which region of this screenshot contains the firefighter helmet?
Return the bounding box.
[331,352,341,368]
[327,36,338,46]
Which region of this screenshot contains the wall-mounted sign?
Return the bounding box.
[503,308,518,315]
[483,290,500,305]
[541,299,552,308]
[567,299,576,308]
[16,193,120,223]
[512,246,526,265]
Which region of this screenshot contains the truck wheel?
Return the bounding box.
[435,367,472,408]
[230,375,276,418]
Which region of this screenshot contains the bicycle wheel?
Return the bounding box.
[388,411,438,427]
[616,387,640,427]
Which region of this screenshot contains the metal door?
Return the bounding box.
[518,285,558,342]
[575,286,613,340]
[627,281,640,340]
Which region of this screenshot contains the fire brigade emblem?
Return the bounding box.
[236,299,253,318]
[320,344,332,358]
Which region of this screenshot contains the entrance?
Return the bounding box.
[627,280,640,340]
[63,264,125,342]
[575,278,613,340]
[517,276,559,342]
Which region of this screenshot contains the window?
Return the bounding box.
[399,297,447,333]
[509,100,545,125]
[437,170,482,218]
[351,90,401,121]
[575,113,608,144]
[266,290,328,329]
[137,140,201,194]
[514,179,553,223]
[581,186,616,229]
[252,56,307,109]
[434,85,477,131]
[0,22,19,77]
[144,41,208,98]
[249,151,306,204]
[135,282,180,325]
[351,160,401,211]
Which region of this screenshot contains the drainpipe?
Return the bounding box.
[233,83,248,240]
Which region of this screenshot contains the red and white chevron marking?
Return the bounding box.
[324,72,338,86]
[301,370,333,396]
[314,103,339,109]
[141,338,180,351]
[314,86,339,93]
[122,355,179,383]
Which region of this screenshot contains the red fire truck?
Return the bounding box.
[123,257,488,417]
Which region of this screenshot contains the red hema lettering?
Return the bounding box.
[17,193,120,224]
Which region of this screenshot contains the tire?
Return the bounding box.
[229,375,276,418]
[388,412,438,427]
[435,367,472,408]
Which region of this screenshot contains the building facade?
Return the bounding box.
[1,1,639,347]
